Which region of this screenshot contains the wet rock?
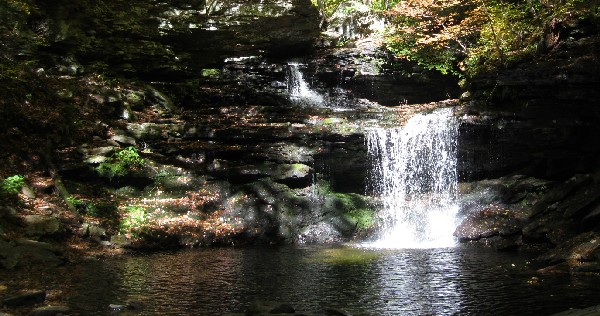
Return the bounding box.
[454,205,528,242]
[84,146,116,164]
[313,43,460,106]
[324,307,352,316]
[23,215,62,237]
[1,238,63,269]
[0,238,19,269]
[561,181,600,218]
[21,185,36,199]
[0,206,18,220]
[109,304,127,311]
[550,304,600,316]
[582,204,600,225]
[81,221,107,239]
[2,291,46,307]
[126,123,182,140]
[110,134,136,146]
[299,222,343,244]
[529,174,593,218]
[571,262,600,273]
[522,210,576,246]
[493,236,523,252]
[110,235,131,248]
[109,300,143,312]
[29,305,71,316]
[245,301,296,315]
[536,231,600,267]
[522,174,600,246]
[537,262,572,274]
[15,239,63,268]
[264,163,312,188]
[270,303,295,314]
[126,300,144,311]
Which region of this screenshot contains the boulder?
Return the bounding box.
[536,231,600,268]
[550,304,600,316]
[23,215,62,237]
[126,123,182,140]
[83,146,116,164]
[0,238,63,269]
[81,221,107,240]
[0,206,18,220]
[0,238,19,269]
[454,205,528,242]
[324,308,353,316]
[2,291,46,307]
[29,306,71,316]
[109,300,143,312]
[245,301,296,315]
[110,134,136,146]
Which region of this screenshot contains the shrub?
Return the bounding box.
[1,175,25,194]
[96,146,145,179]
[119,205,149,236]
[384,0,600,76]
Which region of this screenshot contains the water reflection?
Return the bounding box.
[371,249,463,315]
[4,246,600,315]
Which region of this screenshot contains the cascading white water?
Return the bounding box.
[366,107,459,248]
[287,62,325,107]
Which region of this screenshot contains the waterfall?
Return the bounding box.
[287,62,325,107]
[366,107,459,248]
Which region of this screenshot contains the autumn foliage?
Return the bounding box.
[382,0,600,75]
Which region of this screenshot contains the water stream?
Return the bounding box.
[286,62,325,107]
[365,108,459,248]
[286,62,375,110]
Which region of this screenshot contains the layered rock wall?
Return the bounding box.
[32,0,320,79]
[454,17,600,272]
[458,18,600,181]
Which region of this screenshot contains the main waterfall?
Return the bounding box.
[366,107,459,248]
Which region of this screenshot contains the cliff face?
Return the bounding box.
[454,17,600,272]
[31,0,320,79]
[1,0,388,253]
[458,17,600,181]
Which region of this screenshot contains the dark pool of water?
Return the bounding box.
[3,245,600,315]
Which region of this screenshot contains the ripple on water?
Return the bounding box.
[2,246,600,315]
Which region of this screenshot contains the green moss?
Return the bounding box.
[322,117,343,125]
[201,68,222,77]
[125,91,143,105]
[318,181,377,230]
[344,207,376,230]
[66,196,83,207]
[331,193,375,230]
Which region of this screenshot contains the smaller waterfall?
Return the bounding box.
[287,62,325,107]
[366,107,459,248]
